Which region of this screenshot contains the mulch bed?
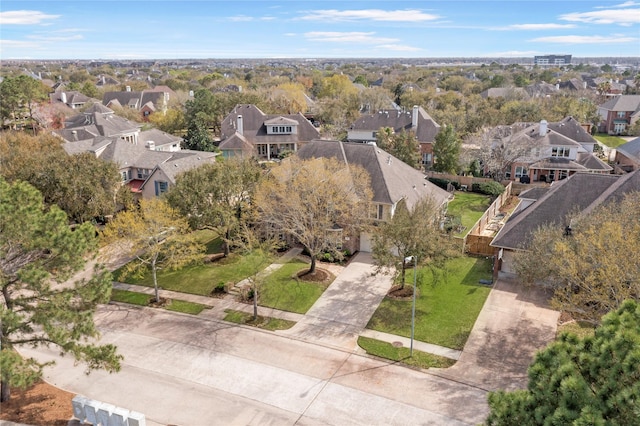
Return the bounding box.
[296,268,330,282]
[0,381,74,426]
[386,284,418,300]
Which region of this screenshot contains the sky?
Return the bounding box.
[1,1,639,60]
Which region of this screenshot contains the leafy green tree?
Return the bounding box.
[0,75,49,131]
[0,132,121,223]
[255,157,373,274]
[184,116,215,151]
[514,193,640,324]
[102,198,204,303]
[184,89,221,139]
[148,108,186,135]
[165,158,262,255]
[432,124,461,173]
[80,81,100,99]
[0,178,122,402]
[486,299,640,425]
[372,198,456,288]
[376,129,421,169]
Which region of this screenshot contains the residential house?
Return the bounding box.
[219,104,320,160]
[57,104,210,199]
[96,75,120,87]
[49,91,92,109]
[491,170,640,275]
[597,95,640,135]
[56,103,141,144]
[615,137,640,172]
[501,117,611,183]
[296,140,452,252]
[347,106,440,169]
[103,88,170,120]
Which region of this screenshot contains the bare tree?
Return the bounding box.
[463,125,536,181]
[255,157,373,274]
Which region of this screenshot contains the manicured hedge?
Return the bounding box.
[471,181,505,196]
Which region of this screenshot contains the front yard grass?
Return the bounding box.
[366,256,492,350]
[357,336,456,369]
[594,133,628,148]
[113,249,274,296]
[111,289,208,315]
[259,258,334,313]
[447,191,492,237]
[223,309,296,331]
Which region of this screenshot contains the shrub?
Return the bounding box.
[428,177,460,190]
[472,181,505,196]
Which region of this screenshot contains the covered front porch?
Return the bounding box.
[256,142,297,160]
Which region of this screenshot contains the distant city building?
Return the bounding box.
[534,55,572,67]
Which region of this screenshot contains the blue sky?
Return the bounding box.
[1,1,639,60]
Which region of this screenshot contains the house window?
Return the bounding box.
[137,168,150,179]
[422,153,433,166]
[121,171,128,181]
[549,170,555,181]
[154,181,168,196]
[370,204,384,220]
[559,170,568,180]
[614,122,626,134]
[616,111,626,118]
[515,166,528,178]
[551,147,570,157]
[257,145,268,157]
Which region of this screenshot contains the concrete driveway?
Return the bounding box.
[279,252,393,350]
[435,275,559,391]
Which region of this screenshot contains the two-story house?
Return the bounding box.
[615,137,640,172]
[219,104,320,160]
[503,117,611,183]
[49,91,93,110]
[296,140,452,252]
[103,88,171,120]
[347,106,440,169]
[597,95,640,135]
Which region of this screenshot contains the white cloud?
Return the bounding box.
[596,2,640,8]
[560,8,640,26]
[0,10,60,25]
[531,35,638,43]
[229,15,254,22]
[376,44,422,52]
[304,31,398,44]
[0,39,43,49]
[501,23,576,30]
[27,34,83,42]
[299,9,440,22]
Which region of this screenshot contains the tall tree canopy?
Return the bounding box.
[432,124,461,173]
[255,157,373,273]
[376,129,421,170]
[486,300,640,425]
[372,197,456,287]
[165,158,263,255]
[0,75,49,131]
[102,198,204,303]
[514,192,640,324]
[0,178,121,402]
[0,132,121,223]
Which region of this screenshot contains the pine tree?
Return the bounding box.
[0,178,122,402]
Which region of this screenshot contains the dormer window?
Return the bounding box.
[265,117,298,135]
[551,147,570,157]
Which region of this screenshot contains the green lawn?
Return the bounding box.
[594,134,628,148]
[111,289,208,315]
[223,309,296,331]
[357,337,456,369]
[557,321,596,339]
[113,249,274,296]
[366,256,493,350]
[446,191,492,237]
[259,258,333,313]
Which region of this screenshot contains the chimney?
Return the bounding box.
[583,81,587,89]
[61,92,67,104]
[539,120,548,136]
[555,83,560,90]
[412,105,419,130]
[146,141,155,150]
[237,115,244,135]
[126,85,131,92]
[102,76,106,85]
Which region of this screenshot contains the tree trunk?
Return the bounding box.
[253,284,258,321]
[1,377,10,402]
[309,255,316,274]
[152,261,159,303]
[400,262,406,289]
[223,229,231,256]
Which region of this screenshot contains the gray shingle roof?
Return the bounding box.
[348,107,440,144]
[617,137,640,164]
[102,91,165,112]
[599,95,640,112]
[220,104,320,145]
[491,171,639,250]
[296,140,452,209]
[548,116,597,146]
[58,104,140,141]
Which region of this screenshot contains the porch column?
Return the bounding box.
[267,143,271,160]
